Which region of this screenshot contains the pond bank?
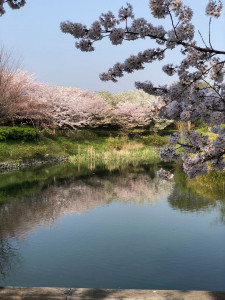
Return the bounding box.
[0,145,160,172]
[0,287,224,299]
[0,155,69,172]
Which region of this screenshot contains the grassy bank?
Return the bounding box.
[0,128,169,163]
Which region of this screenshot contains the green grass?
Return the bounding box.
[0,129,169,163]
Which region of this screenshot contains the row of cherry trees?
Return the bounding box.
[0,56,165,130]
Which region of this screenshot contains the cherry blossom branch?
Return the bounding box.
[61,1,225,179]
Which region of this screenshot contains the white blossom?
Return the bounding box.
[75,39,94,52]
[109,28,125,45]
[99,11,117,30]
[88,21,102,40]
[149,0,170,19]
[206,0,223,18]
[118,3,134,21]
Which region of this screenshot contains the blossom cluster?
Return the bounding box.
[0,0,26,16]
[118,3,134,21]
[182,154,209,179]
[159,145,181,162]
[205,0,223,18]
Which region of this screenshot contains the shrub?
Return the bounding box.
[139,135,169,147]
[0,127,39,142]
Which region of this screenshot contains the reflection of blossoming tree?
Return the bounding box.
[112,173,174,204]
[0,168,174,242]
[61,0,225,178]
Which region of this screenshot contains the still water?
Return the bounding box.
[0,163,224,291]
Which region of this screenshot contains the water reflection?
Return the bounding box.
[0,165,174,241]
[168,185,216,212]
[168,168,225,219]
[0,163,224,241]
[0,163,224,288]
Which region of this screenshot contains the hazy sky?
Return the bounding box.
[0,0,225,93]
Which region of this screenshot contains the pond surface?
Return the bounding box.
[0,163,224,291]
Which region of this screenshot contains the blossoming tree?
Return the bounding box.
[0,51,161,131]
[47,86,111,129]
[60,0,225,179]
[0,47,52,128]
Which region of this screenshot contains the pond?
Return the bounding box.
[0,162,224,291]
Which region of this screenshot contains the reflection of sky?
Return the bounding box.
[1,200,225,291]
[0,1,225,92]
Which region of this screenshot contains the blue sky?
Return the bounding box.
[0,0,225,93]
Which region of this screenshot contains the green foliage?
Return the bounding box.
[61,141,74,153]
[138,134,169,146]
[32,146,49,158]
[0,127,39,142]
[167,165,225,226]
[194,119,209,132]
[0,138,63,162]
[105,137,123,150]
